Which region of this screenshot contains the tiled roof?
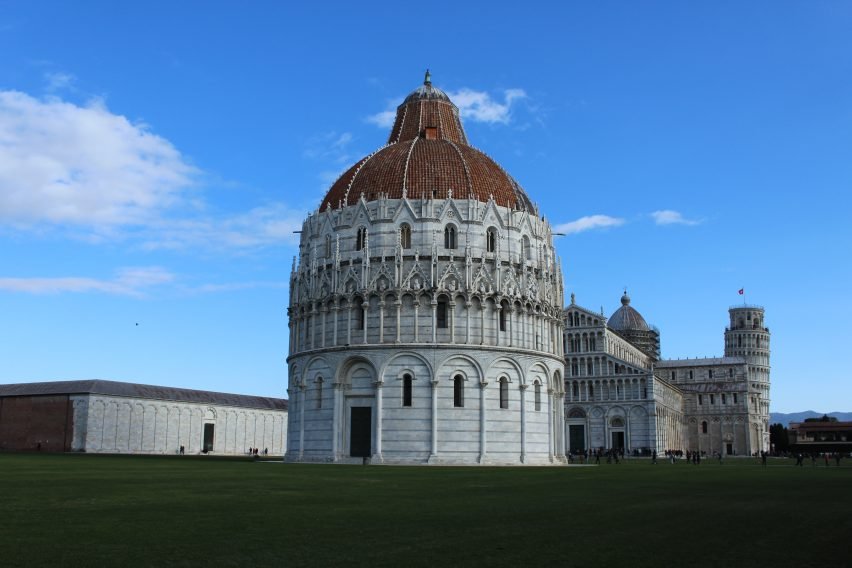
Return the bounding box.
[321,139,535,213]
[0,380,288,411]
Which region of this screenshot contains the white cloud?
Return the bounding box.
[0,90,197,228]
[0,266,174,296]
[303,131,354,164]
[651,210,701,226]
[44,71,76,92]
[554,215,626,235]
[366,87,528,128]
[448,88,527,124]
[365,109,396,128]
[143,203,305,251]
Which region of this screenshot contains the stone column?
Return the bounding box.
[294,316,301,352]
[449,301,456,343]
[508,305,514,347]
[414,301,420,342]
[378,300,385,343]
[331,383,342,460]
[374,380,383,463]
[557,392,567,460]
[494,306,501,346]
[479,303,486,345]
[309,305,317,349]
[347,302,352,345]
[431,300,438,343]
[395,300,402,343]
[547,388,554,462]
[332,303,339,346]
[429,379,439,461]
[298,382,306,461]
[362,303,368,344]
[519,384,528,463]
[479,380,489,463]
[465,301,471,344]
[626,410,632,452]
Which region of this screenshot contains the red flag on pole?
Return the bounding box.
[738,288,744,295]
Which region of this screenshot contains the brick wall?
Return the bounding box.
[0,395,73,452]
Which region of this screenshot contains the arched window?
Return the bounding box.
[486,227,497,253]
[436,297,448,328]
[534,381,541,411]
[729,368,734,378]
[325,235,332,258]
[403,374,413,407]
[572,382,579,397]
[701,421,708,434]
[522,235,531,260]
[499,377,509,409]
[589,384,594,399]
[444,225,457,249]
[721,393,726,405]
[737,336,742,348]
[453,375,464,407]
[355,227,367,251]
[354,298,365,330]
[400,224,412,249]
[316,377,323,409]
[499,301,507,331]
[709,369,714,379]
[733,393,738,404]
[710,394,715,405]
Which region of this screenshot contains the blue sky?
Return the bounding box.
[0,1,850,412]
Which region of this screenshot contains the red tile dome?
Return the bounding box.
[319,72,536,214]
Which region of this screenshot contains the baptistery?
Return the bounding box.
[285,72,566,464]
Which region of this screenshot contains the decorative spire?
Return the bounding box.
[424,69,431,86]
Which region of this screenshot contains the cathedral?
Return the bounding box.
[564,294,770,457]
[285,73,770,464]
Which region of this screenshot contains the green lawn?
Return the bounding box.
[1,454,849,567]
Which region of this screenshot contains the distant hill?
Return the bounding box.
[770,411,852,427]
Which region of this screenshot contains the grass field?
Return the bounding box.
[1,454,850,567]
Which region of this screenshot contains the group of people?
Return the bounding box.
[248,447,268,458]
[794,452,843,467]
[568,448,625,464]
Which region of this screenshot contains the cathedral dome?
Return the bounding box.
[319,72,536,214]
[608,292,650,332]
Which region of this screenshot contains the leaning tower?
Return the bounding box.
[724,306,770,452]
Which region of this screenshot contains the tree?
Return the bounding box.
[769,423,789,453]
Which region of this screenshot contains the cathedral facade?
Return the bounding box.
[285,73,566,465]
[564,295,771,456]
[285,73,770,464]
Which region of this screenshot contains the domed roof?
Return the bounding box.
[401,70,452,104]
[608,292,650,332]
[319,72,536,214]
